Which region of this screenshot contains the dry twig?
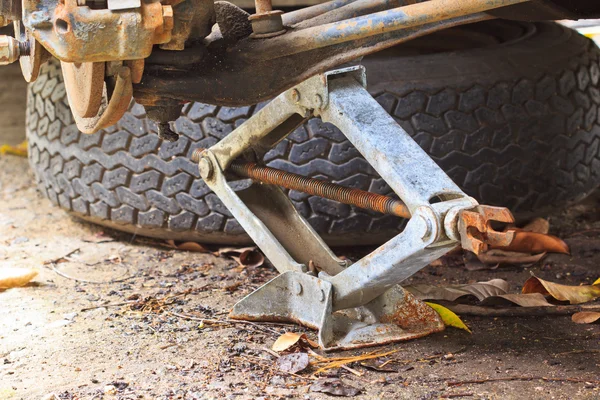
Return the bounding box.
[447,376,600,387]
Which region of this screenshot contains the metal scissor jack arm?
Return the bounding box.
[193,66,512,350]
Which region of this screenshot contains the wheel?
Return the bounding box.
[27,20,600,245]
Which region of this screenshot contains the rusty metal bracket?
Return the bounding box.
[195,66,487,350]
[22,0,173,63]
[458,206,516,255]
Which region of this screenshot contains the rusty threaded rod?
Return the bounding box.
[192,148,410,218]
[230,161,410,218]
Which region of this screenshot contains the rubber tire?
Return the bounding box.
[27,21,600,245]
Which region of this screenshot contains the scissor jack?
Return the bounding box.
[192,67,516,351]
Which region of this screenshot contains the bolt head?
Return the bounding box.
[293,281,303,296]
[319,289,326,303]
[314,94,323,109]
[291,89,300,103]
[199,157,214,180]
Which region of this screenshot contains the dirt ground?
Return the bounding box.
[1,63,600,400]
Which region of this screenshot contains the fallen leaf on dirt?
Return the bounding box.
[217,246,265,270]
[477,250,547,266]
[82,232,115,243]
[239,249,264,268]
[479,293,553,307]
[277,352,309,374]
[464,252,499,271]
[522,275,600,304]
[216,246,256,256]
[309,378,361,397]
[0,140,27,157]
[425,302,471,333]
[165,240,211,253]
[522,217,550,234]
[0,268,38,288]
[572,311,600,324]
[272,332,318,352]
[493,231,569,254]
[406,279,509,302]
[594,278,600,285]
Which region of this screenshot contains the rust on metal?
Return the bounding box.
[61,61,105,118]
[254,0,273,14]
[458,205,516,255]
[13,20,50,82]
[22,0,173,63]
[380,290,444,335]
[125,59,145,84]
[458,206,569,255]
[69,65,134,134]
[192,148,411,219]
[249,0,285,38]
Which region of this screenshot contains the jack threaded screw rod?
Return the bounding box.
[193,147,411,219]
[230,161,411,218]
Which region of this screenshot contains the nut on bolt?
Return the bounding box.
[199,157,214,180]
[0,35,28,65]
[249,0,285,39]
[191,149,214,179]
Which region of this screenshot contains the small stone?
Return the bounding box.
[63,312,78,321]
[104,385,117,395]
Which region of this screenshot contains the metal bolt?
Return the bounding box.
[291,89,300,103]
[314,94,323,109]
[293,281,303,296]
[419,215,433,241]
[191,148,204,163]
[0,35,25,65]
[249,0,285,39]
[319,289,326,303]
[199,157,214,180]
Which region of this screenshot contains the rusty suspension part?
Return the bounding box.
[192,150,410,219]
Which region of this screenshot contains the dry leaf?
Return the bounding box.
[239,249,264,268]
[477,250,546,266]
[217,246,264,270]
[0,140,28,157]
[166,240,210,253]
[272,332,318,352]
[277,353,309,374]
[464,252,499,271]
[572,311,600,324]
[406,279,509,302]
[310,378,361,397]
[493,231,569,254]
[426,302,471,333]
[522,275,600,304]
[0,268,38,288]
[522,218,550,234]
[216,246,256,256]
[82,232,115,243]
[479,293,553,307]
